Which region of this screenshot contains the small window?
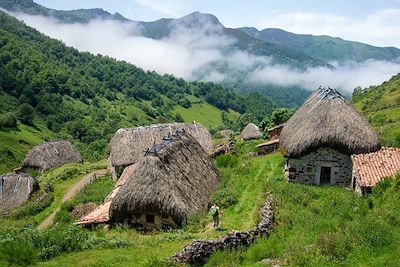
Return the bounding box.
[146,214,155,224]
[320,166,331,185]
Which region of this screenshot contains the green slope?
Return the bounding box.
[352,73,400,147]
[0,10,259,172]
[240,27,400,63]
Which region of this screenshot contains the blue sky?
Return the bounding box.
[35,0,400,47]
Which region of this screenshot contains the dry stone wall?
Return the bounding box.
[170,194,274,265]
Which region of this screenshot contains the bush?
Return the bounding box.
[215,154,239,168]
[0,112,17,128]
[316,232,351,261]
[211,188,238,208]
[0,238,38,266]
[17,103,34,125]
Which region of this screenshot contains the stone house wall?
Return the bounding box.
[129,212,178,230]
[284,147,352,187]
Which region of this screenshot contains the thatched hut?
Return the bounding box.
[240,123,262,141]
[110,131,219,229]
[108,122,214,180]
[21,140,83,174]
[280,87,380,186]
[0,173,39,212]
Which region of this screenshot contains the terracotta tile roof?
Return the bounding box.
[75,163,137,225]
[352,148,400,188]
[256,139,280,147]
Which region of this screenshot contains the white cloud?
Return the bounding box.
[249,60,400,92]
[9,11,400,94]
[132,0,193,17]
[257,9,400,48]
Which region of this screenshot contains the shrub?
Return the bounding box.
[0,238,38,266]
[316,232,351,261]
[0,112,17,128]
[211,188,238,208]
[215,154,239,168]
[17,103,34,125]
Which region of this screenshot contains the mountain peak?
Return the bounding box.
[178,11,222,27]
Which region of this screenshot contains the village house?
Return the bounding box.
[108,122,214,180]
[109,131,219,229]
[18,140,82,174]
[280,87,380,187]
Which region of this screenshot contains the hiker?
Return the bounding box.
[210,204,221,229]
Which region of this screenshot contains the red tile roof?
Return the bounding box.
[352,148,400,188]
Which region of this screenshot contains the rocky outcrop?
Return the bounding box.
[170,194,274,265]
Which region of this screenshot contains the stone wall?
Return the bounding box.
[170,194,274,265]
[129,212,177,230]
[284,147,352,187]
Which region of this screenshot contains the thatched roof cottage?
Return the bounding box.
[110,131,219,229]
[280,87,380,186]
[0,173,39,213]
[21,140,83,174]
[240,123,262,141]
[108,122,213,180]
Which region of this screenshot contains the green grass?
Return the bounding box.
[353,74,400,147]
[3,139,400,266]
[173,101,239,129]
[206,169,400,266]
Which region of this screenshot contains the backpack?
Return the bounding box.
[210,207,218,217]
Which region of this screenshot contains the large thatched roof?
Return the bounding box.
[108,122,213,168]
[280,87,380,157]
[110,131,219,224]
[22,140,83,173]
[0,173,39,212]
[240,123,262,140]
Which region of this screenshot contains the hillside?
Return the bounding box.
[0,10,279,173]
[1,143,400,266]
[352,73,400,147]
[240,27,400,63]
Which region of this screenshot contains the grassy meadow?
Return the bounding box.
[1,141,400,266]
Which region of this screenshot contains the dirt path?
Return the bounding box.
[37,169,108,230]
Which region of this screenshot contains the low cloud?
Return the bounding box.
[249,60,400,92]
[9,11,400,94]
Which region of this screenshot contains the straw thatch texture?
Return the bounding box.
[110,131,219,224]
[108,122,214,169]
[0,174,39,212]
[280,87,380,157]
[240,123,262,140]
[22,140,83,173]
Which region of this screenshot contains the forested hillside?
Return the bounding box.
[352,74,400,147]
[0,10,275,172]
